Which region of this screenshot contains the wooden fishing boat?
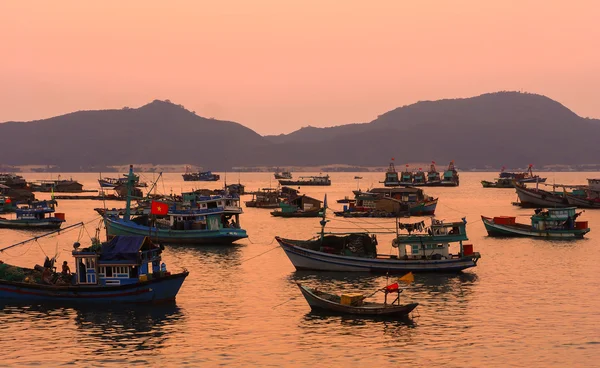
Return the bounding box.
[381,160,400,187]
[336,196,356,204]
[336,187,438,217]
[276,205,481,273]
[0,225,188,303]
[565,194,600,209]
[500,164,546,183]
[182,166,220,181]
[279,175,331,186]
[481,207,590,239]
[270,195,322,218]
[399,165,414,186]
[274,169,292,180]
[514,184,569,208]
[412,169,427,186]
[481,178,515,188]
[104,166,247,245]
[0,200,65,230]
[297,283,418,316]
[426,161,441,186]
[439,161,459,186]
[245,188,281,208]
[99,173,147,188]
[30,178,89,193]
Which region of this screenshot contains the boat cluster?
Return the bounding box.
[0,163,595,317]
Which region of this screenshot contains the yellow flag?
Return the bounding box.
[398,272,414,284]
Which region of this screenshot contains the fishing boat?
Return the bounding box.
[0,224,188,303]
[104,166,247,245]
[274,169,292,180]
[481,178,515,188]
[399,165,414,186]
[336,187,438,217]
[276,204,481,273]
[439,161,459,186]
[279,175,331,186]
[426,161,441,186]
[30,178,88,193]
[481,207,590,239]
[99,173,147,188]
[500,164,546,183]
[514,184,569,208]
[296,280,418,317]
[245,188,281,208]
[0,200,65,230]
[182,167,220,181]
[0,173,28,189]
[564,179,600,209]
[270,195,323,218]
[381,160,400,187]
[412,169,427,186]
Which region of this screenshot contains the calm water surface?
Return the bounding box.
[1,172,599,367]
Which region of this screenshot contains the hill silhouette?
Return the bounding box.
[1,92,598,170]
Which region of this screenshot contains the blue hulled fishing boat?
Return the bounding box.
[105,166,247,245]
[0,224,188,303]
[0,200,65,230]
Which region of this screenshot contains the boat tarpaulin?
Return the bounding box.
[100,236,146,262]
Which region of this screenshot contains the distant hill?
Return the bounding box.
[266,92,600,168]
[1,92,599,170]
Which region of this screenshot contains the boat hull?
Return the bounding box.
[565,194,600,209]
[297,284,418,316]
[515,186,569,208]
[481,216,589,239]
[104,218,248,245]
[0,218,64,230]
[0,271,188,304]
[278,180,331,186]
[276,238,479,273]
[270,210,322,218]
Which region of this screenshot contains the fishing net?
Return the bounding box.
[0,263,26,282]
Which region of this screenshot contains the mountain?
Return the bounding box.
[0,100,270,170]
[1,92,599,170]
[265,92,600,168]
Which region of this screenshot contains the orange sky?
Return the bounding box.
[1,1,598,135]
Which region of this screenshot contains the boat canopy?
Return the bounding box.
[100,236,149,263]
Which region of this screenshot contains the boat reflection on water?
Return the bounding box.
[166,244,244,269]
[0,302,185,352]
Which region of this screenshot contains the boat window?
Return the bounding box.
[106,267,113,277]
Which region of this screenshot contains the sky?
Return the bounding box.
[1,1,599,135]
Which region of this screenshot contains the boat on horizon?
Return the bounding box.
[481,178,516,188]
[274,169,292,180]
[245,187,281,208]
[0,225,188,304]
[381,160,400,187]
[482,207,590,239]
[279,175,331,186]
[182,167,220,181]
[499,164,547,183]
[99,173,147,188]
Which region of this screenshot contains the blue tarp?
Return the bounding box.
[99,236,146,263]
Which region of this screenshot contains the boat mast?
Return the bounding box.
[320,194,328,241]
[124,165,135,221]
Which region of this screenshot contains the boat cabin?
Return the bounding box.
[72,236,164,286]
[280,195,322,213]
[382,161,400,186]
[427,162,441,182]
[413,170,426,185]
[531,207,585,230]
[392,219,471,260]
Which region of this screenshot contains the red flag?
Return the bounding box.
[151,200,169,215]
[385,282,399,293]
[5,198,11,204]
